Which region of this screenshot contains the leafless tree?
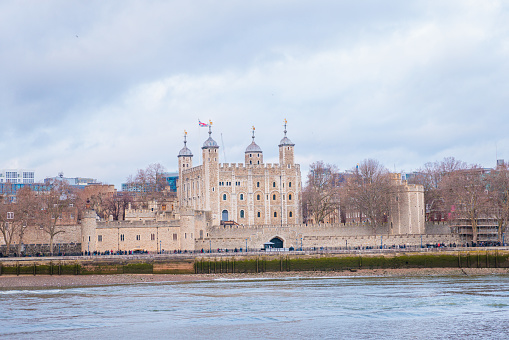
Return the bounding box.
[0,193,16,256]
[302,161,341,223]
[103,193,134,220]
[126,163,168,208]
[440,165,489,243]
[409,157,467,221]
[39,180,78,255]
[12,186,40,256]
[486,163,509,243]
[342,159,392,232]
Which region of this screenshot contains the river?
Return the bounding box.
[1,274,509,339]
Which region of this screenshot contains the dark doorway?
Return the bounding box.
[270,237,284,248]
[222,210,228,221]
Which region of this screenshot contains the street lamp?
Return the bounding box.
[245,239,248,252]
[160,240,162,254]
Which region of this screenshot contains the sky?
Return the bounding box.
[1,1,509,189]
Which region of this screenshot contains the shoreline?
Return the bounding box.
[1,267,509,289]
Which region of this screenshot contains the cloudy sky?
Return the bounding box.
[1,1,509,188]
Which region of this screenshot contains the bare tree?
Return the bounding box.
[103,193,134,220]
[39,180,78,255]
[0,193,16,257]
[440,165,489,243]
[302,161,341,223]
[126,163,168,208]
[486,163,509,243]
[12,186,40,256]
[409,157,467,221]
[342,159,392,232]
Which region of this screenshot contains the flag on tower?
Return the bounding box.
[199,120,208,127]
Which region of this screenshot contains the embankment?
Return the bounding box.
[1,250,509,276]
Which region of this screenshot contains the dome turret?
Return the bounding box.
[178,131,193,157]
[278,119,295,147]
[245,126,262,153]
[202,124,219,149]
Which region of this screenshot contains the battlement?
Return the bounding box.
[96,219,180,228]
[182,165,203,175]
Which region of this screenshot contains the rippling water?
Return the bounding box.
[1,274,509,339]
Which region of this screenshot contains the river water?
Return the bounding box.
[1,274,509,339]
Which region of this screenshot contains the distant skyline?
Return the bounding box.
[1,1,508,189]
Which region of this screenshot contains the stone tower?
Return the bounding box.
[279,119,295,166]
[178,131,193,207]
[201,124,220,224]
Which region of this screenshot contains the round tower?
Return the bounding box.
[245,126,263,165]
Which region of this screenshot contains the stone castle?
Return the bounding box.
[2,122,460,254]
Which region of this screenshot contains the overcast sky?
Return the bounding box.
[1,1,509,188]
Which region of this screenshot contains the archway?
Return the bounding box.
[221,210,229,221]
[270,237,284,248]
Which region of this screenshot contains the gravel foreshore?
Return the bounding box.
[1,268,508,289]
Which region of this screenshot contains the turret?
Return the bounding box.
[178,131,193,206]
[201,122,220,220]
[278,119,295,165]
[245,126,263,165]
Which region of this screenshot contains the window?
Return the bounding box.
[120,234,124,241]
[240,210,245,218]
[289,211,293,217]
[223,194,227,200]
[257,182,260,187]
[173,233,178,240]
[240,193,244,200]
[274,212,277,217]
[273,194,276,200]
[273,182,276,187]
[6,212,14,219]
[257,194,260,200]
[257,212,261,218]
[98,235,102,242]
[289,182,292,188]
[151,233,155,241]
[289,194,292,201]
[136,235,141,241]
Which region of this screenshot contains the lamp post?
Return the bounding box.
[209,239,212,253]
[245,239,248,252]
[300,237,303,251]
[160,240,162,254]
[381,235,383,249]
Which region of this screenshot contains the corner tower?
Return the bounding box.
[201,122,220,222]
[178,131,193,206]
[279,119,295,165]
[245,126,263,165]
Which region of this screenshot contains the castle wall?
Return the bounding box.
[196,222,460,251]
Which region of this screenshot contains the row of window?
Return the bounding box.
[236,210,294,218]
[99,233,179,242]
[218,181,293,188]
[222,193,293,201]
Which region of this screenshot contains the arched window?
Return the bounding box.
[273,194,276,200]
[273,182,276,187]
[289,211,293,217]
[289,182,292,188]
[240,193,244,201]
[257,194,260,200]
[240,210,245,218]
[257,211,261,218]
[274,211,277,217]
[250,160,252,164]
[257,182,260,187]
[223,194,227,201]
[288,194,292,201]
